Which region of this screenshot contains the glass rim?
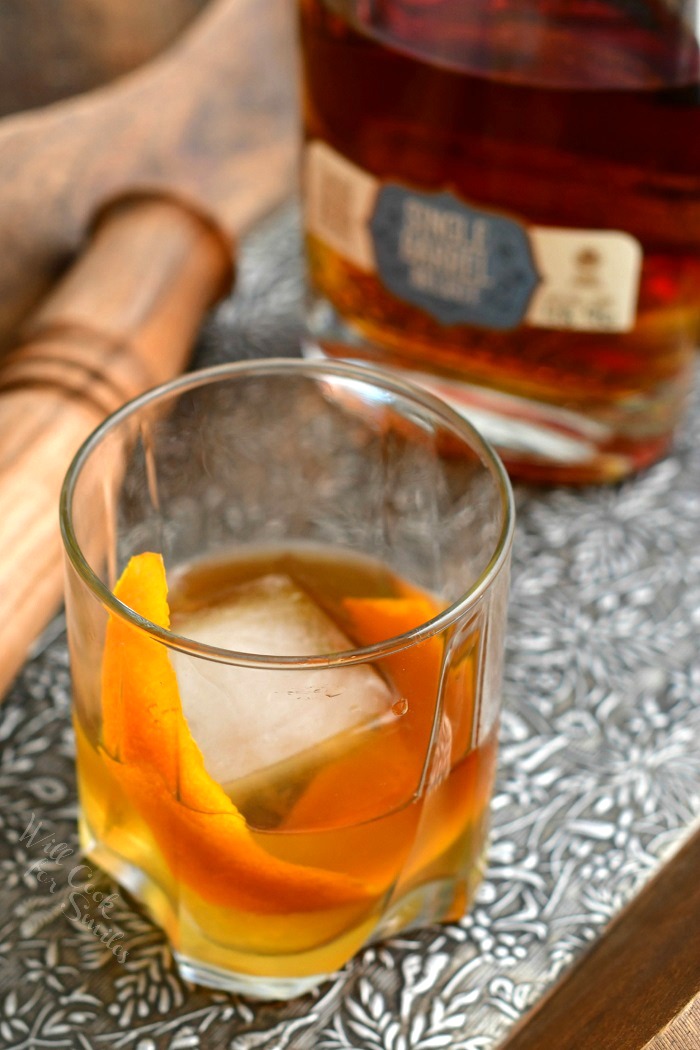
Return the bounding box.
[60,357,514,669]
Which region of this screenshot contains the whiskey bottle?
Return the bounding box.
[298,0,700,483]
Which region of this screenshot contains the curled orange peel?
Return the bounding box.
[344,595,478,761]
[343,595,443,718]
[284,595,444,830]
[99,552,371,914]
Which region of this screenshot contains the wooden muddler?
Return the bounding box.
[0,196,232,699]
[0,0,298,698]
[0,0,298,347]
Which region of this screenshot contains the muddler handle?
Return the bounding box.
[0,194,233,699]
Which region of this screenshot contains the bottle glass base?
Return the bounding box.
[302,302,686,485]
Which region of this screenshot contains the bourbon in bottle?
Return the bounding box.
[298,0,700,483]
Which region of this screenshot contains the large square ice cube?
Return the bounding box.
[170,574,392,783]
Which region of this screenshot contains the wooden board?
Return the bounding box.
[497,826,700,1050]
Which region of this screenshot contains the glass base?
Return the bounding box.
[172,955,336,1000]
[78,812,483,1001]
[302,307,680,484]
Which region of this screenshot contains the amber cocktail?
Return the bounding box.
[60,359,513,999]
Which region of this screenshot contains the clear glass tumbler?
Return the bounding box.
[60,358,514,1000]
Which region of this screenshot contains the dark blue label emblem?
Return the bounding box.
[369,185,540,330]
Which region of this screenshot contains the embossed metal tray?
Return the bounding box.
[1,209,698,1050]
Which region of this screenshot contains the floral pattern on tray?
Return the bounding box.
[1,209,699,1050]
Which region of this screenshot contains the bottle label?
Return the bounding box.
[304,140,642,333]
